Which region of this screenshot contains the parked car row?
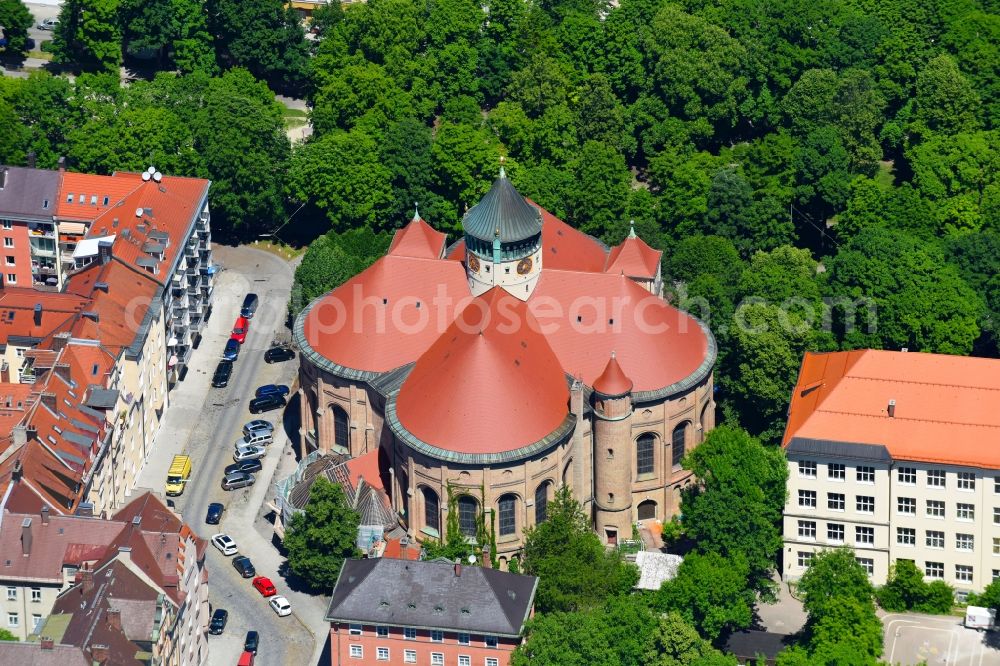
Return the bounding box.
[209,532,293,620]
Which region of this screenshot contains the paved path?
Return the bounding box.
[884,612,1000,665]
[133,245,329,666]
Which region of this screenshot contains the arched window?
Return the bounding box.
[637,499,657,520]
[672,422,689,469]
[498,494,517,537]
[700,402,712,432]
[333,405,349,450]
[636,434,655,475]
[534,482,550,524]
[422,488,439,534]
[457,495,478,537]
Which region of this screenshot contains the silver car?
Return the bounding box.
[242,420,274,438]
[233,445,266,462]
[37,18,58,30]
[221,471,255,490]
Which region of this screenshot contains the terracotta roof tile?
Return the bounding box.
[388,217,448,259]
[532,203,608,273]
[605,233,662,278]
[0,288,88,345]
[56,173,141,222]
[592,352,633,396]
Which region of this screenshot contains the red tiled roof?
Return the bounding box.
[592,352,633,396]
[65,259,159,352]
[388,217,448,259]
[446,239,466,261]
[382,537,421,561]
[783,350,1000,469]
[56,173,140,222]
[0,384,35,434]
[0,288,88,344]
[533,203,608,273]
[396,288,569,455]
[605,233,661,279]
[344,449,384,492]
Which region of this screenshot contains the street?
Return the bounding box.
[133,245,328,666]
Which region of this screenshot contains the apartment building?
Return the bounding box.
[782,349,1000,596]
[0,165,61,291]
[326,558,538,666]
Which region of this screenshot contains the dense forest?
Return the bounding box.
[0,0,996,443]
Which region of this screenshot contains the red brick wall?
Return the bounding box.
[1,221,33,287]
[330,623,518,666]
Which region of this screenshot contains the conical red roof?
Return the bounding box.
[592,352,633,396]
[388,216,447,259]
[605,230,662,278]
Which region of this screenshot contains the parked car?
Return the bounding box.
[37,17,58,30]
[241,293,259,319]
[224,460,262,476]
[205,502,224,525]
[243,420,274,438]
[237,650,255,666]
[249,395,285,414]
[221,471,255,490]
[235,429,272,448]
[269,596,291,617]
[211,360,233,388]
[231,316,249,344]
[223,338,240,362]
[232,556,255,578]
[211,534,238,556]
[254,384,290,399]
[233,445,266,462]
[264,346,295,363]
[209,608,228,635]
[252,576,277,597]
[244,631,259,655]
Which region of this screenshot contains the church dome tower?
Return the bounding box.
[463,168,542,300]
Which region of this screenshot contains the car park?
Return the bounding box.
[231,316,249,344]
[234,445,266,462]
[243,420,274,438]
[37,17,58,30]
[269,596,292,617]
[264,346,295,363]
[209,608,228,635]
[205,502,224,524]
[221,471,255,490]
[241,293,259,319]
[224,460,262,476]
[223,338,240,361]
[232,556,255,578]
[235,429,273,448]
[254,384,290,399]
[249,395,285,414]
[252,576,277,597]
[211,534,238,556]
[211,360,233,388]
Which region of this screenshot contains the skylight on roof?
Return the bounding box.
[66,194,73,203]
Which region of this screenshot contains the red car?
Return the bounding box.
[252,576,276,597]
[231,316,249,344]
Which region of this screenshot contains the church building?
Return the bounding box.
[293,171,716,563]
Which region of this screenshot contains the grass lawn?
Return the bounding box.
[251,239,306,260]
[282,107,308,130]
[875,160,896,189]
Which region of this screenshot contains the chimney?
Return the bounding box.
[91,644,109,663]
[81,568,94,594]
[481,544,492,569]
[40,506,49,525]
[454,559,461,577]
[57,156,66,172]
[97,239,113,265]
[39,637,54,650]
[50,332,70,352]
[888,399,896,418]
[21,517,32,556]
[106,608,121,631]
[33,303,42,326]
[26,151,36,169]
[13,425,27,447]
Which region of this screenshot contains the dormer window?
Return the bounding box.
[90,195,97,205]
[42,200,49,209]
[102,196,109,206]
[66,193,73,203]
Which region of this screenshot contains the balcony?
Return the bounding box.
[32,263,58,276]
[28,224,55,239]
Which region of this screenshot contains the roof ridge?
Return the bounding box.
[815,407,1000,429]
[842,374,1000,392]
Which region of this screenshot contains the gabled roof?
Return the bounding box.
[0,288,88,347]
[0,166,60,221]
[604,228,661,279]
[393,288,571,460]
[65,258,160,353]
[388,217,447,259]
[783,350,1000,469]
[56,172,142,222]
[326,558,538,637]
[592,352,633,397]
[0,510,121,582]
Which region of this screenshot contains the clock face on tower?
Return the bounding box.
[517,257,533,275]
[468,255,480,272]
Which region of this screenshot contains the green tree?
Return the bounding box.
[797,548,875,618]
[877,558,952,614]
[945,230,1000,353]
[680,426,788,597]
[968,577,1000,611]
[0,628,16,641]
[657,552,754,641]
[283,477,360,591]
[522,486,639,613]
[0,0,33,53]
[53,0,122,72]
[645,612,738,666]
[912,54,982,136]
[170,0,216,74]
[290,226,391,315]
[566,140,631,242]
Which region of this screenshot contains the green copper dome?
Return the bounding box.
[462,169,542,244]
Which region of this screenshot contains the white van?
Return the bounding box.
[235,430,273,448]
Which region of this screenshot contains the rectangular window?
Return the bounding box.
[995,477,1000,494]
[928,470,946,487]
[897,527,916,546]
[3,238,12,248]
[856,466,875,483]
[958,472,976,491]
[6,273,15,284]
[797,551,814,568]
[897,497,916,514]
[828,493,845,511]
[994,570,1000,581]
[349,624,362,636]
[856,558,874,575]
[856,526,874,545]
[993,537,1000,555]
[404,650,417,663]
[404,627,417,640]
[458,632,470,646]
[376,626,388,637]
[431,654,444,666]
[30,588,40,603]
[486,660,499,666]
[376,647,389,661]
[898,467,917,484]
[431,630,443,643]
[4,256,13,266]
[926,531,944,549]
[65,193,73,203]
[856,495,875,513]
[31,614,41,632]
[485,636,498,648]
[828,463,845,480]
[5,587,14,601]
[1,220,10,229]
[798,520,816,540]
[459,657,471,666]
[798,490,817,508]
[957,503,975,520]
[7,613,17,628]
[798,460,817,478]
[926,562,944,579]
[827,523,845,543]
[927,500,945,518]
[994,507,1000,525]
[956,565,973,583]
[957,533,975,551]
[349,645,363,659]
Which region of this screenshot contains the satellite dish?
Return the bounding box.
[147,166,156,174]
[135,208,144,218]
[153,171,162,182]
[141,172,151,181]
[467,554,476,564]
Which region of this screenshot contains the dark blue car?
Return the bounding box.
[205,502,224,525]
[254,384,290,399]
[223,338,240,361]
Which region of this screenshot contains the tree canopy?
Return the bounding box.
[283,477,360,591]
